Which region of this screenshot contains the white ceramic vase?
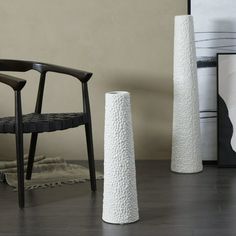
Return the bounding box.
[102,91,139,224]
[171,15,203,173]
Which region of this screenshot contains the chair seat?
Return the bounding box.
[0,112,86,134]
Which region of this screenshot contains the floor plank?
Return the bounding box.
[1,161,236,235]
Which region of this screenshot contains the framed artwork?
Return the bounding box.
[217,53,236,167]
[188,0,236,162]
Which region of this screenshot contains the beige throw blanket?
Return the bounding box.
[0,155,103,190]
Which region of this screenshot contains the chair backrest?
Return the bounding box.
[0,59,92,82]
[0,59,93,115]
[0,60,34,72]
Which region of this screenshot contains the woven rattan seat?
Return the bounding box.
[0,112,86,134]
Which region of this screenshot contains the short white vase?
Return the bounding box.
[171,15,203,173]
[102,91,139,224]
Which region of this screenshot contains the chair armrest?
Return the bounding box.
[0,73,26,91]
[33,63,93,82]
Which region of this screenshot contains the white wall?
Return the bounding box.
[0,0,186,160]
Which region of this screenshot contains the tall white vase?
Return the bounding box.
[102,91,139,224]
[171,15,203,173]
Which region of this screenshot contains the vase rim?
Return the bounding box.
[175,15,193,18]
[106,91,130,95]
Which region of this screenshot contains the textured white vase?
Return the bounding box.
[102,91,139,224]
[171,15,203,173]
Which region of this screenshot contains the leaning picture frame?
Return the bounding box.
[188,0,236,164]
[217,53,236,167]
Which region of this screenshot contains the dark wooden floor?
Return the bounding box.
[1,161,236,235]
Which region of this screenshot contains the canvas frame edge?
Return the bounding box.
[217,53,236,167]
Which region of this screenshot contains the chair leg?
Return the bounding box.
[26,133,38,180]
[85,122,96,191]
[15,90,25,208]
[15,129,25,208]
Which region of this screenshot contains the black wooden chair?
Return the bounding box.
[0,59,96,208]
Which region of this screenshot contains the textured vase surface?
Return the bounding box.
[102,91,139,224]
[171,15,203,173]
